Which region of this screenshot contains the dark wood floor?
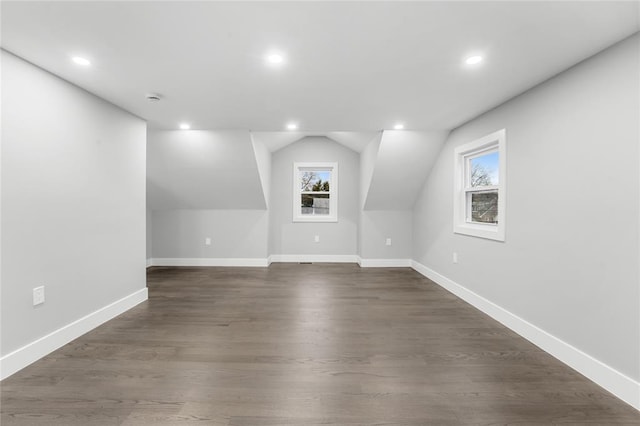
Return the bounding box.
[2,264,638,425]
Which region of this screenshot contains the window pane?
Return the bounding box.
[301,194,330,215]
[300,171,331,192]
[470,151,499,187]
[470,192,498,224]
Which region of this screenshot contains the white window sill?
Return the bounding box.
[293,216,338,223]
[454,222,504,242]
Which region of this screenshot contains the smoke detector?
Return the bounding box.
[146,93,162,102]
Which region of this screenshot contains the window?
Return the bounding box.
[453,129,506,241]
[293,162,338,222]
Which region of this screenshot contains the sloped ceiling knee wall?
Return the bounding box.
[147,130,267,210]
[362,130,449,210]
[147,129,448,256]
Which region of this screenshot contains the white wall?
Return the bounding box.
[413,34,639,384]
[1,51,147,363]
[360,132,382,209]
[251,134,272,209]
[360,210,412,260]
[270,137,359,256]
[357,133,382,258]
[147,130,269,264]
[151,209,268,259]
[358,131,445,262]
[364,130,448,210]
[147,130,266,210]
[146,208,153,263]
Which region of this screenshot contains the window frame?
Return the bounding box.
[292,162,338,223]
[453,129,506,241]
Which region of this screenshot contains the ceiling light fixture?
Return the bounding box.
[394,123,405,130]
[71,56,91,66]
[286,123,298,130]
[266,53,284,65]
[465,55,483,65]
[179,123,191,130]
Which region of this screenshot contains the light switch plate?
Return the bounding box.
[33,286,45,306]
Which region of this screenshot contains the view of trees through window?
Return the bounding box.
[454,129,505,240]
[300,171,331,215]
[469,152,498,224]
[300,171,330,191]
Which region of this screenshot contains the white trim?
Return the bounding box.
[151,258,269,267]
[358,257,412,267]
[146,258,153,268]
[453,129,506,241]
[293,162,338,223]
[270,254,358,263]
[411,260,640,410]
[0,287,148,381]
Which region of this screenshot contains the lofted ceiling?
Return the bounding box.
[251,131,380,153]
[1,1,638,134]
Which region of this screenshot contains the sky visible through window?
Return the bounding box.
[314,171,331,185]
[471,151,499,186]
[300,171,331,191]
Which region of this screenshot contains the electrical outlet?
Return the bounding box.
[33,286,45,306]
[314,235,320,243]
[205,237,211,246]
[453,252,458,264]
[385,238,392,246]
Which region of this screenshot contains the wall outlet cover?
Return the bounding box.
[33,286,45,306]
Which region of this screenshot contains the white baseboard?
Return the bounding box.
[411,260,640,411]
[150,256,411,267]
[151,257,269,267]
[358,257,412,267]
[269,254,358,263]
[0,287,148,381]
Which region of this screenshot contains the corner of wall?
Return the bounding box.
[410,260,640,410]
[0,288,148,381]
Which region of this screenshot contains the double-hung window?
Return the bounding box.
[453,129,506,241]
[293,162,338,222]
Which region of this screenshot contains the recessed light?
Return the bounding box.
[286,123,298,130]
[266,53,284,65]
[393,123,405,130]
[71,56,91,66]
[465,55,483,65]
[179,123,191,130]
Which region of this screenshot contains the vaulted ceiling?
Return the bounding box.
[2,1,637,133]
[4,2,638,212]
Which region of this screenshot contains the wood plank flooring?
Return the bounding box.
[2,264,638,425]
